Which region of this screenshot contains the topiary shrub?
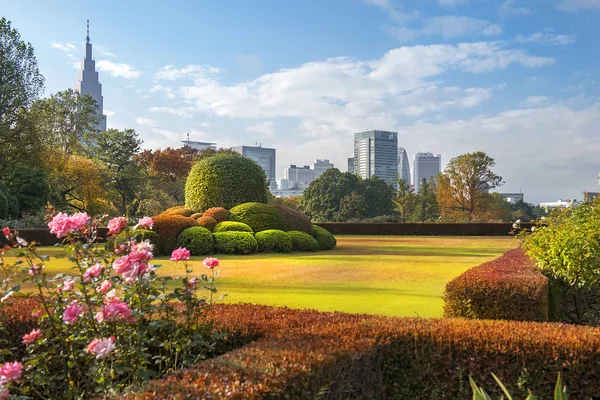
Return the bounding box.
[203,207,230,223]
[197,216,217,232]
[313,226,337,250]
[185,153,269,211]
[287,230,319,252]
[152,214,199,255]
[213,232,258,254]
[255,230,293,253]
[274,205,314,235]
[162,206,197,217]
[229,202,286,233]
[190,212,203,219]
[214,221,253,233]
[176,226,214,256]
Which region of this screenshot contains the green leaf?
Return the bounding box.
[470,376,491,400]
[554,373,567,400]
[491,373,513,400]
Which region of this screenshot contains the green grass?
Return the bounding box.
[3,235,518,318]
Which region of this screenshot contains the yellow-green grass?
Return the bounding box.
[3,236,518,318]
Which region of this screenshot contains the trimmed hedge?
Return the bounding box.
[274,205,314,235]
[213,232,258,254]
[190,212,203,219]
[255,229,293,253]
[315,222,537,236]
[287,230,319,252]
[185,153,269,211]
[229,202,286,233]
[176,226,214,256]
[443,248,549,321]
[152,214,200,256]
[196,216,217,232]
[312,226,336,250]
[213,221,253,233]
[203,207,230,223]
[162,206,197,217]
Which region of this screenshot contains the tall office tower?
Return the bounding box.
[74,20,107,131]
[413,152,441,192]
[353,130,398,185]
[398,147,411,184]
[347,157,355,174]
[232,145,276,189]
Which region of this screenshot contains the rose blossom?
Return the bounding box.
[0,387,8,399]
[28,264,44,276]
[203,257,219,269]
[114,244,127,254]
[185,277,199,293]
[16,237,28,247]
[62,301,83,324]
[107,217,128,235]
[87,337,116,359]
[132,240,153,252]
[129,249,153,263]
[97,280,112,294]
[134,216,153,230]
[82,262,103,282]
[96,299,131,322]
[22,329,42,345]
[62,279,76,292]
[2,227,9,238]
[0,361,22,381]
[48,212,90,238]
[170,247,190,262]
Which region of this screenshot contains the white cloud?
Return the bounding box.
[387,16,502,41]
[96,60,141,79]
[516,33,576,45]
[246,121,276,137]
[520,96,549,107]
[154,65,220,81]
[483,24,503,36]
[95,44,116,58]
[148,106,195,118]
[557,0,600,11]
[135,117,158,127]
[104,110,115,117]
[50,42,77,52]
[500,0,531,18]
[150,85,176,99]
[438,0,469,5]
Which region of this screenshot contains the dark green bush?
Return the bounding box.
[255,230,293,253]
[287,230,319,252]
[230,202,286,233]
[197,216,217,232]
[313,226,336,250]
[0,189,7,220]
[0,180,19,218]
[274,205,313,235]
[213,232,258,254]
[214,221,253,233]
[6,166,50,213]
[176,226,214,255]
[203,207,230,222]
[185,153,269,211]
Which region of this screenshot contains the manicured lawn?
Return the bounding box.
[4,235,518,318]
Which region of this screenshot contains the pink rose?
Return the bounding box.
[2,227,10,238]
[115,244,127,254]
[22,329,42,345]
[107,217,128,235]
[170,247,190,262]
[97,280,112,294]
[62,279,76,291]
[203,257,219,269]
[48,212,90,238]
[69,212,91,231]
[134,216,154,230]
[83,262,103,282]
[0,387,8,399]
[129,249,153,263]
[112,255,131,274]
[132,240,153,252]
[87,337,116,359]
[96,300,131,322]
[62,301,83,324]
[0,361,23,381]
[31,310,42,318]
[28,264,44,276]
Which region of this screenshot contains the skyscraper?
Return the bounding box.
[413,152,441,192]
[232,145,276,189]
[398,147,411,184]
[347,157,355,174]
[74,20,107,131]
[353,130,398,185]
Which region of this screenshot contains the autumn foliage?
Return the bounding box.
[151,214,199,255]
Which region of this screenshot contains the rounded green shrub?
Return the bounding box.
[287,230,320,252]
[214,221,253,233]
[185,153,268,211]
[213,232,258,254]
[176,226,214,256]
[313,226,337,250]
[229,202,286,233]
[203,207,230,222]
[152,214,199,256]
[255,230,293,253]
[197,216,217,232]
[274,205,314,235]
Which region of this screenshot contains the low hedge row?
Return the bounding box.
[316,222,537,235]
[443,248,549,321]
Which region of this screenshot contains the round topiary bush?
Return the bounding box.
[152,214,200,255]
[255,230,293,253]
[197,216,217,232]
[287,230,319,252]
[274,205,314,235]
[229,202,286,233]
[213,221,253,233]
[190,212,203,219]
[203,207,230,222]
[176,226,214,256]
[213,232,258,254]
[185,153,269,211]
[313,226,337,250]
[162,206,197,217]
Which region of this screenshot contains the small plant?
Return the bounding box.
[470,373,567,400]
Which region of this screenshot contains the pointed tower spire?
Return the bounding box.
[86,19,90,43]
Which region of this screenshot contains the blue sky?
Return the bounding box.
[3,0,600,203]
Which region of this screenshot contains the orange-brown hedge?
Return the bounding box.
[443,248,549,321]
[274,204,314,235]
[202,207,230,222]
[196,216,217,232]
[152,214,199,255]
[161,206,197,217]
[189,212,203,219]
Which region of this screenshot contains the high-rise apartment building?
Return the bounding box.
[74,20,106,131]
[413,152,441,191]
[232,145,276,189]
[398,147,411,184]
[353,130,398,185]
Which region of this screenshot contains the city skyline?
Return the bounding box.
[4,0,600,203]
[353,130,399,186]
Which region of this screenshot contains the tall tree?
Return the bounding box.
[436,152,503,222]
[394,178,417,222]
[415,178,440,222]
[362,176,396,218]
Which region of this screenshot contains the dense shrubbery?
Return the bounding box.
[121,228,160,249]
[0,209,46,230]
[176,226,214,255]
[152,214,199,255]
[0,181,19,219]
[196,216,217,232]
[443,248,549,321]
[212,232,258,254]
[162,206,196,217]
[190,212,203,219]
[185,153,269,211]
[274,204,313,235]
[0,190,7,219]
[213,221,253,233]
[312,226,337,250]
[229,202,286,233]
[203,207,230,222]
[255,230,293,253]
[287,230,320,252]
